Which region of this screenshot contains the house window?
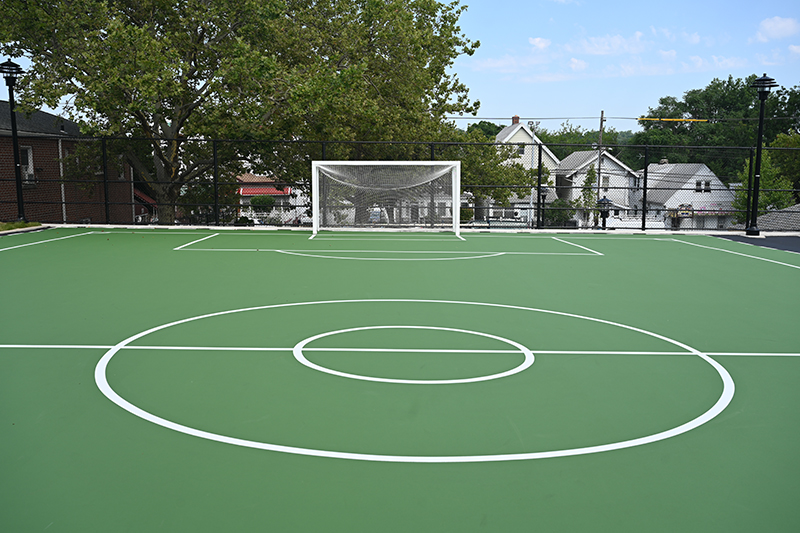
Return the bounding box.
[695,180,702,192]
[602,176,609,191]
[704,181,711,192]
[517,144,525,156]
[19,146,35,188]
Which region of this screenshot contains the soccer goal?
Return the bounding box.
[311,161,461,236]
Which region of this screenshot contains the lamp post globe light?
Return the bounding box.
[1,59,26,222]
[746,73,779,236]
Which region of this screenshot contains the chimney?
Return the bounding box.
[512,115,520,125]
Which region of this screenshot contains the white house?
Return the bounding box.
[636,160,736,230]
[555,150,639,228]
[493,115,561,225]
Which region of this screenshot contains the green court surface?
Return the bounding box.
[1,228,799,532]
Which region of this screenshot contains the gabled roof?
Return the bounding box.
[640,162,717,206]
[639,163,728,205]
[557,150,636,179]
[0,101,81,137]
[495,122,561,165]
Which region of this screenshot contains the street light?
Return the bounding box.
[746,73,779,236]
[597,196,612,230]
[1,59,26,222]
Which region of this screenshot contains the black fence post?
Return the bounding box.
[102,138,110,223]
[745,148,754,229]
[641,145,648,231]
[213,140,220,226]
[536,143,543,229]
[430,143,435,161]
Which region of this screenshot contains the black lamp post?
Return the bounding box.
[746,73,778,236]
[1,59,25,222]
[597,196,612,230]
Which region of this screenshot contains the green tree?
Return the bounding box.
[627,76,800,180]
[732,151,795,223]
[572,164,598,227]
[769,132,800,198]
[1,0,479,223]
[537,122,620,161]
[542,198,575,227]
[467,121,503,140]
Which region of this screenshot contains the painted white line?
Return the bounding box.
[0,344,115,350]
[173,233,220,251]
[94,299,735,463]
[3,344,797,357]
[292,325,534,385]
[274,250,507,261]
[0,231,94,252]
[552,237,604,256]
[672,239,800,270]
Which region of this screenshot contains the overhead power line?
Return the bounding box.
[447,115,799,123]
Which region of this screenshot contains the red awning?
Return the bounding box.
[239,186,291,196]
[134,189,156,205]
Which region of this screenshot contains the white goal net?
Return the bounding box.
[311,161,461,236]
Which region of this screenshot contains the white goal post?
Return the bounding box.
[311,161,461,236]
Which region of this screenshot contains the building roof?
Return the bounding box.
[641,162,715,206]
[237,173,291,196]
[557,150,636,180]
[0,101,81,137]
[495,120,561,166]
[732,203,800,231]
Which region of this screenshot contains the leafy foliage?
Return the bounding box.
[1,0,479,223]
[627,75,800,181]
[732,151,795,223]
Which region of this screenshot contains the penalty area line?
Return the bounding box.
[173,233,220,251]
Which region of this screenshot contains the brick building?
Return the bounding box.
[1,103,136,223]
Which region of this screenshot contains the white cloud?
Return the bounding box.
[659,49,677,61]
[650,26,674,41]
[712,55,748,69]
[529,37,552,50]
[684,56,706,71]
[754,17,800,42]
[569,58,587,71]
[570,31,647,55]
[682,32,701,45]
[790,44,800,55]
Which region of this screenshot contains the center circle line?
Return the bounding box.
[292,325,534,385]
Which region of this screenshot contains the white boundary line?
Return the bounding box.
[0,231,94,252]
[671,238,800,270]
[173,233,219,251]
[551,237,604,256]
[91,299,736,463]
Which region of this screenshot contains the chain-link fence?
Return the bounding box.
[2,135,798,231]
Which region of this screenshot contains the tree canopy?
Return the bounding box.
[627,75,800,180]
[1,0,479,222]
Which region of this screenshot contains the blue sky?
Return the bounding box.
[451,0,800,133]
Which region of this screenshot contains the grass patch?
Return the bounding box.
[0,221,42,232]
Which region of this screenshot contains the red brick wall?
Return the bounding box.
[0,136,134,223]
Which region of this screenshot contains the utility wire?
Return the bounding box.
[447,115,799,123]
